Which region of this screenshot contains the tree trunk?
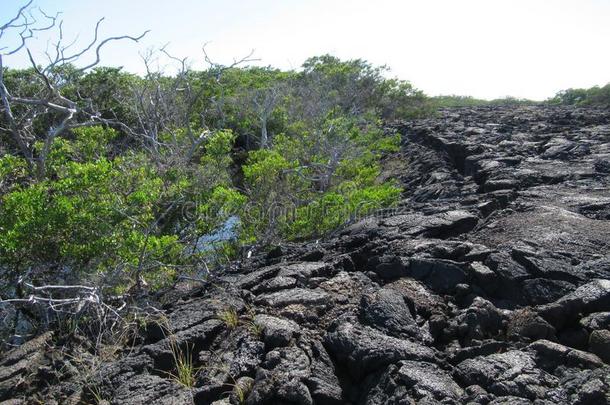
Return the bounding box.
[260,118,268,148]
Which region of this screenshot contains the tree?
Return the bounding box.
[550,84,610,107]
[231,70,288,148]
[242,110,402,242]
[0,1,148,179]
[128,46,260,162]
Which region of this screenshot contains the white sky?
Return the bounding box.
[2,0,610,100]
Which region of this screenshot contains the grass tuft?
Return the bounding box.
[167,338,197,388]
[218,307,239,329]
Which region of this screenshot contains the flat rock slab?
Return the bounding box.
[381,210,478,238]
[254,287,332,307]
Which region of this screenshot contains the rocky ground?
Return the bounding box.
[1,105,610,404]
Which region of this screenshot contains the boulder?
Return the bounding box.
[588,330,610,363]
[455,350,559,400]
[507,309,556,341]
[253,314,300,348]
[409,258,467,293]
[360,288,421,339]
[324,321,437,379]
[538,279,610,329]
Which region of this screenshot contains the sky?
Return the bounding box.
[2,0,610,100]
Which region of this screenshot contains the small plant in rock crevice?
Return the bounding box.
[248,320,264,339]
[166,338,198,388]
[85,384,106,405]
[218,307,240,329]
[232,378,254,405]
[152,317,200,389]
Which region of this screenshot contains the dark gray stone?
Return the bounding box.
[254,314,300,348]
[360,287,420,340]
[254,288,331,307]
[409,258,467,293]
[324,321,436,379]
[589,330,610,363]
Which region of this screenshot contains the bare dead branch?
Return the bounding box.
[76,29,150,73]
[0,2,150,178]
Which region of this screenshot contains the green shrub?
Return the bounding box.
[242,112,401,241]
[0,127,240,295]
[550,83,610,107]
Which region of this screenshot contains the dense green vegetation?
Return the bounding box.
[549,83,610,107]
[0,56,420,302]
[2,56,606,306]
[431,95,538,108]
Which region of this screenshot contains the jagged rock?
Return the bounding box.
[110,374,193,405]
[143,319,224,362]
[560,368,610,405]
[488,396,534,405]
[454,297,507,343]
[250,276,297,294]
[409,257,467,292]
[580,312,610,330]
[0,332,53,400]
[397,360,464,401]
[528,339,604,369]
[302,340,344,404]
[324,321,437,379]
[521,278,576,305]
[538,279,610,329]
[448,340,511,364]
[511,247,582,283]
[382,210,478,238]
[575,256,610,280]
[300,249,325,262]
[420,210,479,237]
[247,346,313,405]
[462,384,494,404]
[485,252,530,281]
[483,178,520,192]
[254,314,300,348]
[455,350,560,400]
[588,330,610,363]
[235,265,280,290]
[467,261,499,294]
[507,309,556,341]
[360,361,464,404]
[360,287,421,339]
[227,336,265,377]
[318,271,374,303]
[385,278,447,318]
[371,254,409,280]
[277,262,333,282]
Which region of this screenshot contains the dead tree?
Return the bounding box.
[202,44,258,129]
[0,1,148,179]
[251,84,285,148]
[130,45,258,163]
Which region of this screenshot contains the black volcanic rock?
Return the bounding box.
[2,105,610,404]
